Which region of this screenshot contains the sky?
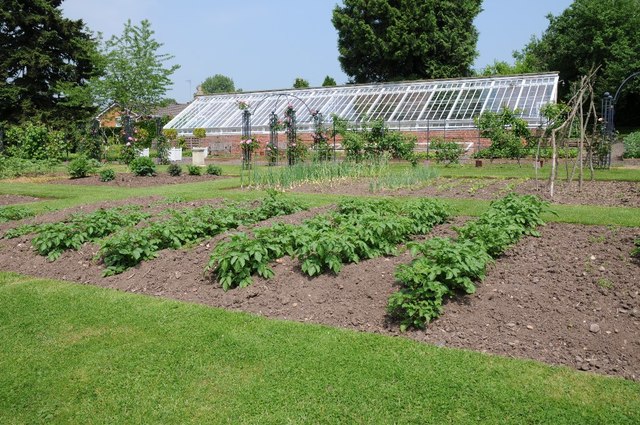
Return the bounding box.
[61,0,574,103]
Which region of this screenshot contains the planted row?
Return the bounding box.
[5,206,151,261]
[207,198,451,291]
[98,191,307,276]
[0,205,35,223]
[387,193,551,331]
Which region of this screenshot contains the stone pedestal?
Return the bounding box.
[192,147,207,166]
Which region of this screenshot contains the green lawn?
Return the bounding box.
[1,272,638,424]
[1,163,639,423]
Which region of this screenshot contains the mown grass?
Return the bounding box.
[431,162,640,181]
[1,175,639,227]
[1,272,638,424]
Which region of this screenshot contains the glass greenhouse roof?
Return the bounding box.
[164,73,559,136]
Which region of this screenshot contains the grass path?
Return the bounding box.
[1,272,639,424]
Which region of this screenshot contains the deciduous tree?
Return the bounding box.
[200,74,235,94]
[518,0,640,124]
[92,19,179,115]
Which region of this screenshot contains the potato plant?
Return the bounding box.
[208,198,451,290]
[29,207,151,261]
[388,193,552,331]
[99,192,307,276]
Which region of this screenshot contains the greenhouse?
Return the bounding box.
[164,72,559,136]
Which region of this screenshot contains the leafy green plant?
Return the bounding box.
[623,132,640,159]
[0,206,35,223]
[475,107,531,162]
[632,238,640,258]
[68,155,97,178]
[388,193,551,330]
[206,164,222,176]
[98,192,308,276]
[32,207,150,261]
[187,165,202,176]
[129,156,156,176]
[167,163,182,176]
[208,197,450,289]
[429,139,464,165]
[99,168,116,182]
[193,128,206,139]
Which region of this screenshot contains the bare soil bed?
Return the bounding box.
[0,194,41,206]
[48,173,228,188]
[291,177,640,208]
[0,201,638,381]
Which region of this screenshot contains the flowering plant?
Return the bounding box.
[237,100,250,110]
[240,138,260,154]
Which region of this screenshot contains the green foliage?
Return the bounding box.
[332,0,482,83]
[92,19,180,115]
[623,132,640,159]
[389,193,551,330]
[192,128,206,139]
[0,205,34,223]
[31,207,150,261]
[155,135,170,164]
[475,107,531,161]
[632,238,640,258]
[518,0,640,124]
[187,165,202,176]
[0,0,100,127]
[4,123,68,161]
[322,75,337,86]
[389,238,491,330]
[208,198,450,290]
[208,233,277,291]
[100,192,308,276]
[99,168,115,182]
[206,165,222,176]
[369,166,438,192]
[476,59,535,76]
[167,163,182,176]
[200,74,235,94]
[162,129,178,141]
[429,139,463,165]
[246,161,390,189]
[293,77,310,89]
[0,156,58,179]
[336,119,415,162]
[68,155,98,179]
[129,156,156,176]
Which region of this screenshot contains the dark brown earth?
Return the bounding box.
[48,173,227,187]
[291,177,640,208]
[0,194,41,206]
[0,201,638,381]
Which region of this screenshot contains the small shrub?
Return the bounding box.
[167,163,182,176]
[99,168,116,182]
[206,164,222,175]
[68,155,96,178]
[187,165,202,176]
[129,157,156,176]
[429,140,463,165]
[193,128,206,139]
[623,132,640,159]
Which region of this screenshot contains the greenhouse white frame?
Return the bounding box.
[164,72,559,136]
